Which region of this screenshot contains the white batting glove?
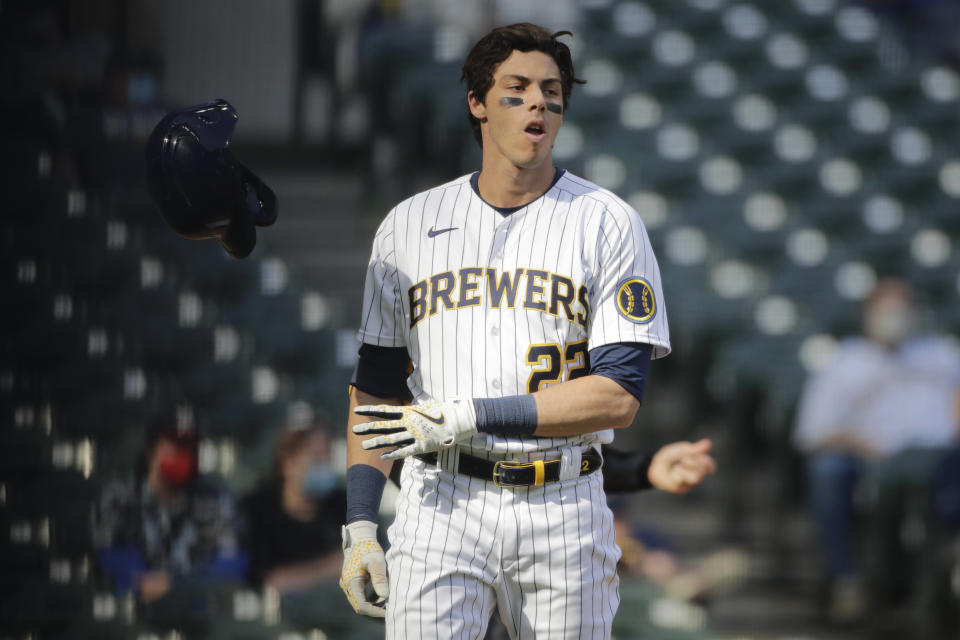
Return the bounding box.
[339,520,388,618]
[353,399,477,461]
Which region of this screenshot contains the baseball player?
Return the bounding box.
[340,23,713,639]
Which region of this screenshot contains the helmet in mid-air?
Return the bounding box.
[145,99,277,259]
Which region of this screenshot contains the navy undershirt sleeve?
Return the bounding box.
[601,445,654,492]
[588,342,653,403]
[351,344,413,401]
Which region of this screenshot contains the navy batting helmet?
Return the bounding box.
[145,99,278,259]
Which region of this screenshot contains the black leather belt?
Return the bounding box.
[415,448,602,487]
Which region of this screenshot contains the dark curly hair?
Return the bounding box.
[460,23,585,147]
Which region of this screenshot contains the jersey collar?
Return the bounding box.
[470,167,565,217]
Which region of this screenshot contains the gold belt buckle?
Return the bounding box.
[492,459,546,487]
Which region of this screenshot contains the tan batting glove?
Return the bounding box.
[339,520,388,617]
[353,399,477,460]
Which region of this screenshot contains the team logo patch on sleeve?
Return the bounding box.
[615,277,656,324]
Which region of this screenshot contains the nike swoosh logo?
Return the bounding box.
[427,226,458,238]
[410,408,445,425]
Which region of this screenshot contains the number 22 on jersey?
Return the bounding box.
[525,338,589,393]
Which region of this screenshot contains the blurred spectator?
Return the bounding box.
[243,422,344,592]
[91,405,248,604]
[243,406,383,636]
[792,279,960,623]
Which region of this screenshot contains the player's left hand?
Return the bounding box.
[648,438,716,494]
[340,520,388,617]
[354,399,478,460]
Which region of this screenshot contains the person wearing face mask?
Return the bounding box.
[243,422,346,593]
[792,279,960,625]
[91,405,248,607]
[242,411,384,636]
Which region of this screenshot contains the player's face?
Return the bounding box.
[470,50,564,170]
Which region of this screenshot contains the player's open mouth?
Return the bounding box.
[524,122,546,142]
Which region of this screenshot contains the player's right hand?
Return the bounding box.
[353,399,478,460]
[340,520,389,617]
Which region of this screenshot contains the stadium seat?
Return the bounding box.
[49,383,147,439]
[181,363,252,412]
[133,325,215,374]
[0,425,51,480]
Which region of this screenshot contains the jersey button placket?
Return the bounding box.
[492,220,509,260]
[483,218,505,398]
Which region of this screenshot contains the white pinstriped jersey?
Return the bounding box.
[357,170,671,457]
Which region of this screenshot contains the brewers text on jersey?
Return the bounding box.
[408,266,590,329]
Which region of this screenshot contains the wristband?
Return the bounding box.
[346,464,387,524]
[473,395,538,438]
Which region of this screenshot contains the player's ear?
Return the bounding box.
[468,91,487,122]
